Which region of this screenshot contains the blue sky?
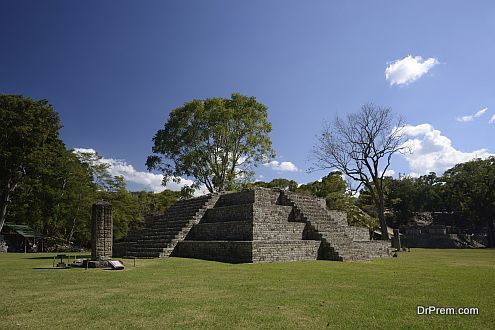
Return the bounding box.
[1,1,494,192]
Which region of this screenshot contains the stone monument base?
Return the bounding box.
[83,258,110,268]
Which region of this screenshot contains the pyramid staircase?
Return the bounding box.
[113,194,219,258]
[280,191,391,261]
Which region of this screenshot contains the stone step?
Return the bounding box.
[163,208,202,217]
[137,233,177,240]
[135,229,181,237]
[124,251,161,258]
[135,240,173,247]
[150,224,190,231]
[150,221,192,229]
[127,247,169,253]
[202,203,253,223]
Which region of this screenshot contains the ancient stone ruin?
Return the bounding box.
[114,188,391,263]
[91,201,113,262]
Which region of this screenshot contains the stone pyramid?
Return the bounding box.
[114,188,391,262]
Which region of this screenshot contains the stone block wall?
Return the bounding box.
[202,204,253,223]
[252,204,293,223]
[188,221,252,241]
[215,190,255,207]
[251,241,320,262]
[173,241,252,263]
[253,188,280,205]
[252,222,306,241]
[401,233,487,248]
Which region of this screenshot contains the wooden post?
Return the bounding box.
[393,229,401,250]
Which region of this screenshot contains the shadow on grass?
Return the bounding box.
[32,267,72,270]
[28,255,91,260]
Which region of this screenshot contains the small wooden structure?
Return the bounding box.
[0,223,43,252]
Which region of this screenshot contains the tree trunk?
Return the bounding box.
[67,192,82,243]
[0,191,10,233]
[377,196,389,240]
[487,217,494,248]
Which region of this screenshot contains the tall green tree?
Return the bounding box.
[147,93,275,193]
[6,141,96,245]
[0,95,62,233]
[443,157,495,247]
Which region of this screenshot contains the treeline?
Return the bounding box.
[2,95,493,248]
[0,95,185,247]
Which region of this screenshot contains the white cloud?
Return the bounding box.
[489,114,495,124]
[382,169,395,177]
[475,107,488,117]
[385,55,439,85]
[73,148,206,195]
[457,115,473,123]
[263,160,299,172]
[456,107,488,122]
[400,124,492,176]
[73,148,97,154]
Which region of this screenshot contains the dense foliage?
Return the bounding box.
[443,157,495,247]
[1,95,64,234]
[1,95,181,248]
[147,93,275,193]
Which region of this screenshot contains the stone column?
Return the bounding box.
[91,201,112,260]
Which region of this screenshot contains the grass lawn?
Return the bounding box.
[0,249,494,329]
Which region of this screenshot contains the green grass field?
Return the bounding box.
[0,249,494,329]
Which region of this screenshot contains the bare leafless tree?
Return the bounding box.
[311,103,407,240]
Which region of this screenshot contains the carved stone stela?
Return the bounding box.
[91,201,112,260]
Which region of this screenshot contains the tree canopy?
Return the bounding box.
[1,95,183,248]
[251,178,298,192]
[147,93,275,193]
[0,95,62,233]
[443,157,495,247]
